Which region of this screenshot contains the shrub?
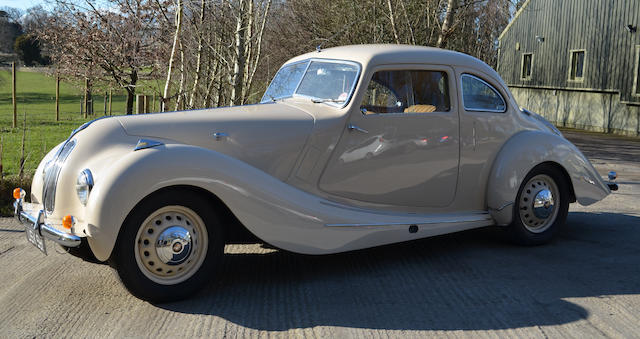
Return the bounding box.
[0,176,32,216]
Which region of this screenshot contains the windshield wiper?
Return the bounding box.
[311,98,345,103]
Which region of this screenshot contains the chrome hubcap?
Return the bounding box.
[156,226,192,265]
[532,189,554,218]
[518,174,560,233]
[134,206,208,285]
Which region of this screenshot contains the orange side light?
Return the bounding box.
[62,215,75,230]
[13,188,24,200]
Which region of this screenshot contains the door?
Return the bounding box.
[319,65,460,208]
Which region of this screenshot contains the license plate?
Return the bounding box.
[25,224,47,255]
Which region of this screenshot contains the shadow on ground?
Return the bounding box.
[159,211,640,331]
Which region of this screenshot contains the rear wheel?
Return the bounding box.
[111,189,224,302]
[507,165,570,245]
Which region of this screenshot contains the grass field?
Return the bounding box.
[0,67,161,178]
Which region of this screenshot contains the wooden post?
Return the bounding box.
[12,61,17,128]
[19,110,26,178]
[55,76,60,122]
[136,94,141,114]
[83,78,89,119]
[0,135,3,180]
[108,88,112,116]
[103,91,107,115]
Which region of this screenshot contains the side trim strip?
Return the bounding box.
[325,213,493,227]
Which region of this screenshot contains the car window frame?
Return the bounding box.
[262,58,362,109]
[358,64,456,117]
[460,73,508,113]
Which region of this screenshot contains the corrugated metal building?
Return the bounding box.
[497,0,640,136]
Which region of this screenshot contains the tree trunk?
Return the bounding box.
[437,0,458,49]
[398,0,415,45]
[387,0,400,44]
[174,41,185,111]
[162,0,183,112]
[188,0,206,109]
[126,70,138,114]
[244,0,272,103]
[230,0,247,107]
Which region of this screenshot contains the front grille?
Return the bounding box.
[43,139,76,214]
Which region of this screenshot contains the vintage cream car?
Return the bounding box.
[14,45,615,302]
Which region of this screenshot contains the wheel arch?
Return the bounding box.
[109,185,255,262]
[486,130,603,226]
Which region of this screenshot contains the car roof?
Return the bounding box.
[285,44,504,86]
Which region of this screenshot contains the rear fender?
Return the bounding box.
[486,130,609,225]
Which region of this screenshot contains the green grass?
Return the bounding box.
[0,68,161,178]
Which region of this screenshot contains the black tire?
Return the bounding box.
[110,188,224,303]
[507,164,570,246]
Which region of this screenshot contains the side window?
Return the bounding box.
[360,70,450,114]
[461,74,507,112]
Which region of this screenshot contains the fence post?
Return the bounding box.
[0,135,3,180]
[136,94,144,114]
[12,61,17,128]
[108,88,112,116]
[19,110,26,178]
[83,78,89,119]
[55,76,60,122]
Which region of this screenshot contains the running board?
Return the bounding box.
[325,212,493,227]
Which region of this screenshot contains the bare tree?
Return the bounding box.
[162,0,183,112]
[437,0,458,48]
[39,0,169,114]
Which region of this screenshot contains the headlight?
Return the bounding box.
[76,169,94,205]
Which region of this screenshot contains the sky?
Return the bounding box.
[0,0,46,11]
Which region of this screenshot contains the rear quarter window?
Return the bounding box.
[461,74,506,113]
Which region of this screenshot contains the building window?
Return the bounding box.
[521,53,533,80]
[569,50,586,81]
[634,45,640,96]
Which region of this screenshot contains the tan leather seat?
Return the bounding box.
[404,104,436,113]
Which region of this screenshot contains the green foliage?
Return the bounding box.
[14,34,48,66]
[0,69,160,178]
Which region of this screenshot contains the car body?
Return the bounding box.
[13,45,613,302]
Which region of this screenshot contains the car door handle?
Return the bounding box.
[347,124,368,134]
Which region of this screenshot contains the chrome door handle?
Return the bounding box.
[347,124,368,134]
[212,132,229,140]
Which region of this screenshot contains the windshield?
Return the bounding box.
[261,59,360,106]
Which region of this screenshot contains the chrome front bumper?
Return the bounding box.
[14,199,81,248]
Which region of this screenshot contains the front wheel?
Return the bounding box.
[110,189,224,302]
[507,165,570,245]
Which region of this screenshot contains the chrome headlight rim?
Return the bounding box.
[76,169,94,206]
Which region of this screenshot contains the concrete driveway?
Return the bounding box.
[1,129,639,338]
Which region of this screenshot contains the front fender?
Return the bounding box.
[85,144,300,261]
[486,130,609,225]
